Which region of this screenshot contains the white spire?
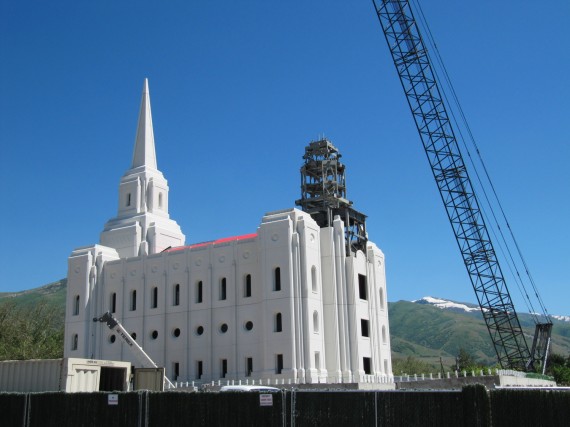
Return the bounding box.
[131,78,157,169]
[100,79,185,258]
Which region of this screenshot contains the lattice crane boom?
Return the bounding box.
[371,0,551,370]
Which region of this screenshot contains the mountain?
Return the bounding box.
[390,297,570,369]
[2,282,569,371]
[0,279,67,327]
[0,279,67,310]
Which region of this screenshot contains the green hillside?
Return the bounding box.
[2,280,569,371]
[0,280,67,360]
[0,279,67,311]
[388,300,570,371]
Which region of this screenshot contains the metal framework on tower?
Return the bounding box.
[295,138,367,255]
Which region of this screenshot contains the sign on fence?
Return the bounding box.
[259,394,273,407]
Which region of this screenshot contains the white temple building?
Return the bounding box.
[64,80,393,385]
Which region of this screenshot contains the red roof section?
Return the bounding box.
[165,233,258,253]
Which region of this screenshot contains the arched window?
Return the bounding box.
[244,274,252,298]
[313,311,319,333]
[358,274,367,300]
[158,193,163,209]
[274,312,282,332]
[110,293,116,313]
[71,334,78,351]
[382,325,387,343]
[173,284,180,306]
[220,278,227,300]
[274,267,281,291]
[196,281,203,303]
[126,193,131,207]
[151,287,158,308]
[379,288,385,309]
[73,295,80,316]
[131,290,137,311]
[311,266,317,292]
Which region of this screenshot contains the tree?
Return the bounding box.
[544,352,570,386]
[454,348,485,372]
[0,301,64,360]
[392,356,435,375]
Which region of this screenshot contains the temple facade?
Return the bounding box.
[64,80,393,385]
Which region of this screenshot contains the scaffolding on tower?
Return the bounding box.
[295,138,368,255]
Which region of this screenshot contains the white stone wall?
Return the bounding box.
[65,208,393,384]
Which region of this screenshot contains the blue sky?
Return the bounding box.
[1,1,568,315]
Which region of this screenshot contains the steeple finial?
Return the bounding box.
[131,78,157,169]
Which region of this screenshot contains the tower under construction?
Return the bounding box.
[295,138,367,255]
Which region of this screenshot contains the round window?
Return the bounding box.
[196,326,204,336]
[109,335,116,343]
[220,323,228,333]
[245,321,253,331]
[173,328,181,337]
[151,330,158,339]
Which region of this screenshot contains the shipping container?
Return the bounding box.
[0,358,132,392]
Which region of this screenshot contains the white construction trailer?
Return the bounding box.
[0,358,132,392]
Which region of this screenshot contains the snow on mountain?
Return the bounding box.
[412,296,570,322]
[412,296,483,313]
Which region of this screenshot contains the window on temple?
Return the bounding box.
[246,357,253,377]
[110,293,116,313]
[151,287,158,308]
[73,295,80,316]
[244,274,252,298]
[220,278,227,300]
[131,290,137,311]
[196,281,203,303]
[363,357,372,375]
[361,319,369,337]
[173,284,180,306]
[274,267,281,291]
[358,274,367,300]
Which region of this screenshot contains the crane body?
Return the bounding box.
[372,0,551,370]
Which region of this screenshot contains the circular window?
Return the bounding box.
[109,335,116,343]
[196,326,204,336]
[173,328,181,337]
[130,332,137,341]
[245,321,253,331]
[220,323,228,333]
[151,330,158,340]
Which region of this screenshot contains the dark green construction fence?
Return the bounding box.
[1,385,568,427]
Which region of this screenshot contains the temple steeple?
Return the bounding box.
[131,78,158,170]
[100,79,185,258]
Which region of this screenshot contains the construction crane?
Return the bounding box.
[93,312,175,389]
[371,0,552,371]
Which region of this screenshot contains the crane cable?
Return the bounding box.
[410,5,539,321]
[409,0,551,322]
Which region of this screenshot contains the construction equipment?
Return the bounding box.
[371,0,552,371]
[93,312,174,388]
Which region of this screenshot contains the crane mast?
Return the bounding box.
[371,0,549,370]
